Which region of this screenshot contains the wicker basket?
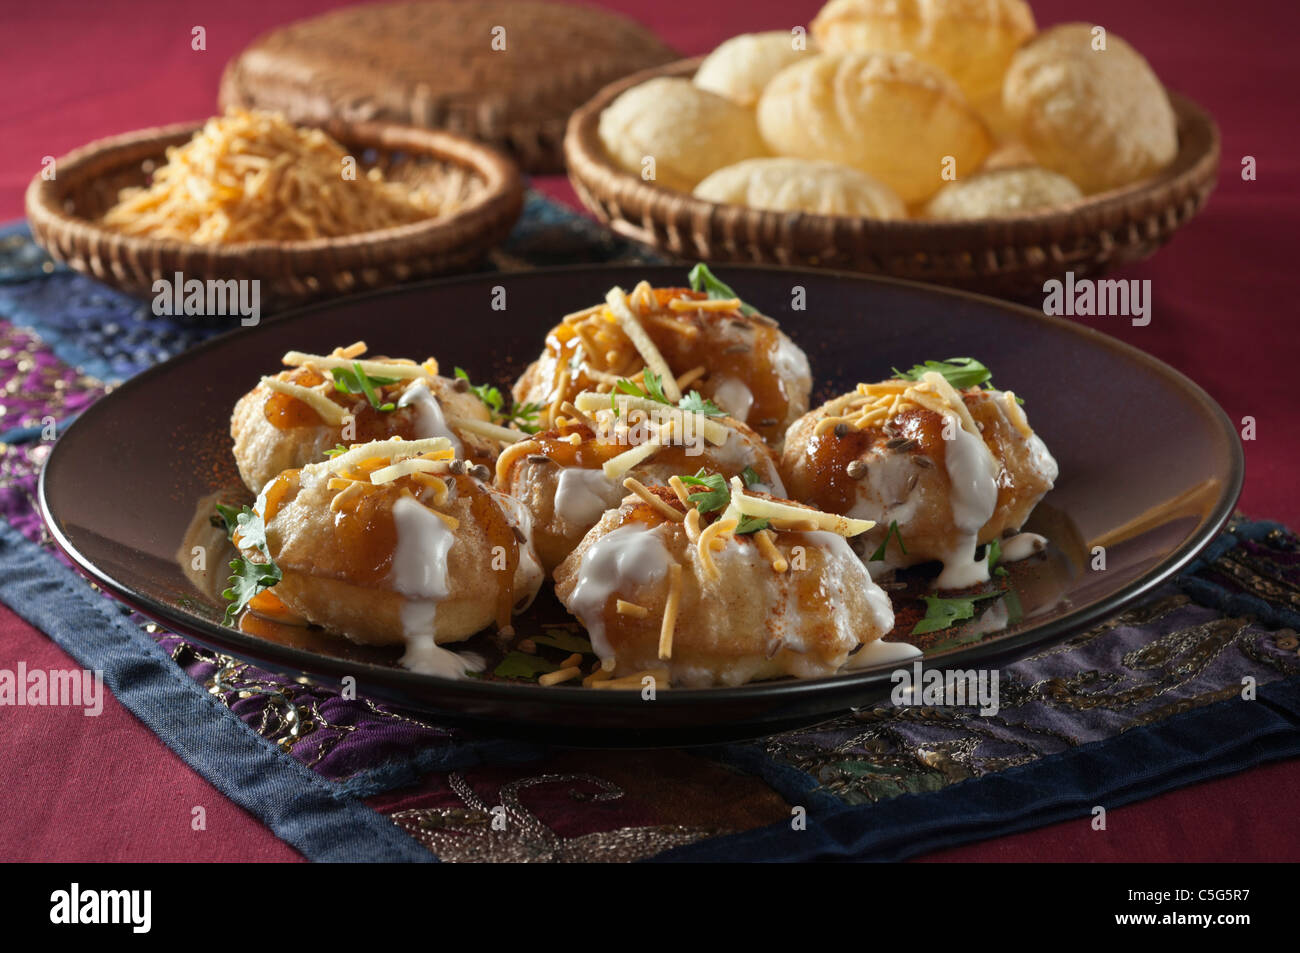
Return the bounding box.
[26,119,524,311]
[218,0,680,174]
[565,58,1220,299]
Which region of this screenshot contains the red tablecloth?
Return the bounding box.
[2,0,1296,862]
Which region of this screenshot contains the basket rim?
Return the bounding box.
[24,117,524,264]
[563,55,1221,242]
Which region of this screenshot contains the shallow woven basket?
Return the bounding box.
[26,119,524,311]
[565,58,1220,299]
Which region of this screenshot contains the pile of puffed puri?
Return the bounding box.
[216,266,1057,688]
[599,1,1178,220]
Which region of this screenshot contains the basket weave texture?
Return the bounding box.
[26,119,525,310]
[565,58,1221,298]
[219,0,680,174]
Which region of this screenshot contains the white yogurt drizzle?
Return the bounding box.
[772,334,811,384]
[555,467,625,528]
[868,452,922,527]
[1000,532,1047,563]
[567,523,674,660]
[849,450,922,575]
[706,429,787,497]
[845,637,924,669]
[711,377,755,423]
[390,493,480,678]
[398,379,463,456]
[492,489,546,610]
[803,531,896,644]
[934,412,1000,590]
[400,634,484,679]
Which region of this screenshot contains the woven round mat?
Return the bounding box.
[218,0,678,173]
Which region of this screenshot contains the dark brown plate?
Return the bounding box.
[39,265,1243,745]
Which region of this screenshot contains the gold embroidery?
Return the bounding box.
[390,773,722,862]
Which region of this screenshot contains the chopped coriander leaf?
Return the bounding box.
[493,651,560,680]
[222,557,282,624]
[616,375,726,419]
[330,367,400,393]
[217,505,268,551]
[331,364,399,412]
[678,470,730,513]
[508,401,544,434]
[868,520,908,562]
[614,377,647,400]
[324,444,348,457]
[642,370,668,404]
[454,366,505,415]
[614,370,671,406]
[735,515,770,535]
[687,263,758,316]
[235,508,267,550]
[214,502,243,538]
[614,378,650,402]
[985,538,1008,576]
[456,367,541,431]
[216,505,281,624]
[533,629,595,655]
[892,358,993,390]
[678,390,724,417]
[358,382,395,414]
[911,591,1004,635]
[739,466,762,488]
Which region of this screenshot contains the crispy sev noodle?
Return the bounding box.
[100,109,478,243]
